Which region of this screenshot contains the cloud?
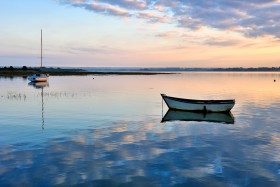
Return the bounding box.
[155,31,179,38]
[154,27,246,47]
[101,0,148,10]
[68,46,124,54]
[171,0,280,37]
[136,11,171,23]
[203,38,240,46]
[63,0,132,17]
[58,0,280,38]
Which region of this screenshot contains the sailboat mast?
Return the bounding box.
[41,29,42,68]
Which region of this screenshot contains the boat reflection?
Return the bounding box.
[28,81,49,89]
[161,109,234,124]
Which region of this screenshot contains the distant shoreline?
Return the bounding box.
[83,67,280,72]
[0,67,174,77]
[1,66,280,77]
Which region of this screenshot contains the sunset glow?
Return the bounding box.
[1,0,280,67]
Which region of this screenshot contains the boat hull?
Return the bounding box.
[28,77,48,82]
[161,94,235,112]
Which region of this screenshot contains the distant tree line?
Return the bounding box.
[1,66,28,70]
[139,67,280,72]
[211,67,280,72]
[1,66,280,72]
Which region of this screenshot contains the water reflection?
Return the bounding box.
[1,74,280,186]
[0,121,279,186]
[28,81,49,89]
[0,76,27,80]
[29,81,49,129]
[162,109,235,124]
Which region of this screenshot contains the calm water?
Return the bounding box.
[1,73,280,186]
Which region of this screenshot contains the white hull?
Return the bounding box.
[161,94,235,112]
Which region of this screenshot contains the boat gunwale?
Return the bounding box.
[161,94,235,104]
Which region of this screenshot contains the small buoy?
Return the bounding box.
[93,78,94,79]
[274,79,276,82]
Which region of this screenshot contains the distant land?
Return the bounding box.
[1,66,280,77]
[0,66,172,76]
[83,67,280,72]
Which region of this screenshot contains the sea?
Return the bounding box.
[0,72,280,186]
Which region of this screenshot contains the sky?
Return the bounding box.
[1,0,280,68]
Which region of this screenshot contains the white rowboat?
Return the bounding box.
[161,94,235,112]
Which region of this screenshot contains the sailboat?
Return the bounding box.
[28,29,49,82]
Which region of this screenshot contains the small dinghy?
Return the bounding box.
[161,94,235,112]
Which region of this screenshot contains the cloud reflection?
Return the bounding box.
[0,119,280,186]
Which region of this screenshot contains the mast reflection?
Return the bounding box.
[28,82,49,129]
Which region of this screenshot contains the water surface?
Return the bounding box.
[1,73,280,186]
